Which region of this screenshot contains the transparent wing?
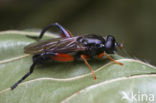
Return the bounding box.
[24,37,86,54]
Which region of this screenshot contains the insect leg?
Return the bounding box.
[103,52,123,65]
[97,52,105,58]
[80,54,96,80]
[39,22,72,39]
[10,53,54,90]
[10,62,36,90]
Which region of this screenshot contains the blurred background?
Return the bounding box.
[0,0,155,65]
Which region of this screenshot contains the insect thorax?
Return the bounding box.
[77,34,106,56]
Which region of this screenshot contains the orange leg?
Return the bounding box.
[98,52,123,65]
[97,52,105,58]
[81,54,96,80]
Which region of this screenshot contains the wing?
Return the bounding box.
[24,36,86,54]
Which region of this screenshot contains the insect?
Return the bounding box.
[10,22,123,90]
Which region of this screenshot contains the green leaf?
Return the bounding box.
[62,75,156,103]
[0,30,156,103]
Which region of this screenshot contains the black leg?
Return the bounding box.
[26,23,71,40]
[10,62,36,90]
[10,53,53,90]
[39,22,71,39]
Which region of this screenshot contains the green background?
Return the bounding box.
[0,0,155,65]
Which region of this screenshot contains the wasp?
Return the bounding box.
[11,23,123,90]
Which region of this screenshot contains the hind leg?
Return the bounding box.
[39,22,72,39]
[10,53,53,90]
[26,23,72,39]
[10,62,36,90]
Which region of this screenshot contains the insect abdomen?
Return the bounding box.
[51,53,74,62]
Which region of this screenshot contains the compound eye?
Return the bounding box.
[105,35,115,48]
[105,40,112,48]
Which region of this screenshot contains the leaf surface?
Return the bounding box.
[0,31,155,103]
